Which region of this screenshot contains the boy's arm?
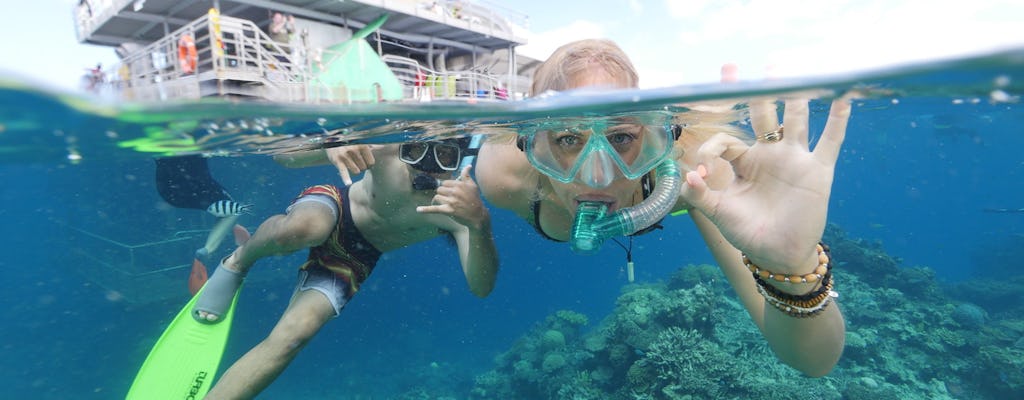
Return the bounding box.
[273,145,377,185]
[450,212,499,297]
[417,166,499,297]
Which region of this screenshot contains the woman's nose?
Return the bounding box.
[578,150,616,188]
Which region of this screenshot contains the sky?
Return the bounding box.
[1,0,1022,92]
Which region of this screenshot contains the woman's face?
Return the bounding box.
[547,66,643,215]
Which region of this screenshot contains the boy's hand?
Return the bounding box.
[326,145,375,186]
[417,166,490,231]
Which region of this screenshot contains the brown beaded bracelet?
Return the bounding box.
[756,270,832,303]
[743,243,831,284]
[748,242,838,317]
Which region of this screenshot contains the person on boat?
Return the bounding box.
[267,12,296,56]
[82,63,104,93]
[473,38,850,377]
[193,138,499,399]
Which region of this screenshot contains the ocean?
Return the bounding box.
[1,47,1022,399]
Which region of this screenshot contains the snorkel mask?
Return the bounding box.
[519,113,682,254]
[519,113,676,188]
[400,137,477,190]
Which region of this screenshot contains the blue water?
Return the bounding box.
[1,49,1023,399]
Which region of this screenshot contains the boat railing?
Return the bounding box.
[470,0,529,29]
[401,0,524,41]
[103,11,511,103]
[74,0,133,42]
[108,12,307,102]
[382,54,509,101]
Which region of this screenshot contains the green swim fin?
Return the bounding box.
[125,285,241,400]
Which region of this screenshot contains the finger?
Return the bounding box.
[813,98,852,164]
[679,170,721,216]
[349,154,368,172]
[749,98,779,136]
[432,193,456,205]
[341,157,363,177]
[416,204,454,214]
[360,146,376,167]
[781,99,810,147]
[434,185,456,196]
[337,167,353,186]
[459,165,473,181]
[695,133,749,176]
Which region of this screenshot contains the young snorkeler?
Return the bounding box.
[193,137,498,399]
[475,39,850,377]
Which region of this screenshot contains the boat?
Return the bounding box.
[73,0,541,103]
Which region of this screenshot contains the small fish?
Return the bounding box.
[207,200,253,217]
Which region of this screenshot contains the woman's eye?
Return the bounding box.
[607,133,634,145]
[607,125,642,145]
[556,135,582,146]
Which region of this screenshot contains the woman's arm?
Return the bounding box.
[679,97,853,376]
[691,211,845,376]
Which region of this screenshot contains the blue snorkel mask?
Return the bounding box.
[519,113,682,254]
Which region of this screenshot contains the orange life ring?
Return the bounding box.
[178,34,198,74]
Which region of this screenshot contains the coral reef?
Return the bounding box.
[465,224,1024,399]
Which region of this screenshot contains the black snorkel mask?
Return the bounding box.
[400,137,478,190]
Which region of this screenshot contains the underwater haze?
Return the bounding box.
[1,48,1023,399]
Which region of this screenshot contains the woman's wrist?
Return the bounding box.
[744,243,828,296]
[747,242,839,317]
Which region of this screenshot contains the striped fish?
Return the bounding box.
[207,200,253,217]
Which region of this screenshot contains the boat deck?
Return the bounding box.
[77,0,527,55]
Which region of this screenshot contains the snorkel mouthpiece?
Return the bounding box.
[570,201,609,254]
[569,160,682,254]
[412,174,441,190]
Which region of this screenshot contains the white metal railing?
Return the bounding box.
[382,54,508,101]
[105,13,305,102]
[98,13,514,103]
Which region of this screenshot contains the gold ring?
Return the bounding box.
[757,124,784,142]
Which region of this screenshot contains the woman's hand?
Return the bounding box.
[680,96,852,273]
[326,145,376,185]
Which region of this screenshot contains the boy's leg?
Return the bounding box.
[204,288,336,400]
[194,200,337,323]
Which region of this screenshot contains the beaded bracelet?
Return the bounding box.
[756,279,837,318]
[757,270,832,303]
[747,242,838,317]
[743,243,831,284]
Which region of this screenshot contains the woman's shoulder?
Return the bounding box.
[475,139,536,209]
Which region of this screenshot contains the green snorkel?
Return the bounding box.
[570,159,682,254]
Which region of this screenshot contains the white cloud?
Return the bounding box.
[664,0,713,19]
[650,0,1024,84]
[515,19,607,61]
[628,0,644,15]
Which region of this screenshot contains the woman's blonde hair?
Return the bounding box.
[531,39,639,95]
[489,38,640,147]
